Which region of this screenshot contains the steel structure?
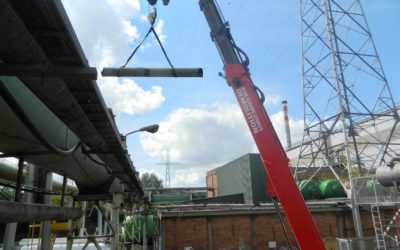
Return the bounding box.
[297,0,399,242]
[297,0,399,188]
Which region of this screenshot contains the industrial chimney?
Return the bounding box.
[282,100,292,148]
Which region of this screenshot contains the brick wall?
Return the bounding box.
[162,210,375,250]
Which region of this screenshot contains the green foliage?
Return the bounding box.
[141,172,163,189]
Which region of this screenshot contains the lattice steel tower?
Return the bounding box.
[297,0,399,180]
[296,0,399,239]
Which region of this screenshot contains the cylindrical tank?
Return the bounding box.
[319,180,346,198]
[376,163,400,187]
[298,180,321,200]
[123,215,154,242]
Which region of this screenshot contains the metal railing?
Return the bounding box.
[336,237,377,250]
[353,176,400,205]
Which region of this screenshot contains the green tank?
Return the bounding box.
[298,180,321,200]
[319,180,346,198]
[123,215,154,242]
[366,179,385,195]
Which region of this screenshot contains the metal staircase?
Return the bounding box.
[371,205,387,250]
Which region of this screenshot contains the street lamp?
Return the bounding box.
[125,124,159,137]
[121,124,159,149]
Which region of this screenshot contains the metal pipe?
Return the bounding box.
[0,79,82,156]
[0,200,83,223]
[0,161,78,193]
[101,67,203,78]
[0,77,116,191]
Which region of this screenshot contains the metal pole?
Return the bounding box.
[15,157,24,202]
[67,198,76,250]
[3,222,17,250]
[97,206,103,235]
[143,216,148,250]
[111,193,123,249]
[103,210,108,235]
[61,175,67,206]
[40,171,52,250]
[80,201,87,236]
[27,164,37,203]
[3,158,24,249]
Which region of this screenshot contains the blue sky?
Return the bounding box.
[62,0,400,186]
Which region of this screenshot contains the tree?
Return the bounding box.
[140,172,163,189]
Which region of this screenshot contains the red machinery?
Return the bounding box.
[149,0,325,248]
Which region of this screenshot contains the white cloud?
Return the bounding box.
[99,78,165,115]
[269,111,304,147]
[171,168,203,187]
[62,0,140,68]
[264,94,282,106]
[139,103,304,186]
[141,19,167,50]
[140,102,256,169]
[154,20,166,44]
[63,0,165,115]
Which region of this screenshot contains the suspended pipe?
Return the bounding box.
[0,77,120,191]
[0,161,78,193]
[101,67,203,78]
[0,200,83,223]
[0,80,82,156]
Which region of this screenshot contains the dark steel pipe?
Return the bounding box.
[101,67,203,78]
[0,200,83,223]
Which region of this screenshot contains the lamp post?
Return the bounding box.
[125,124,159,137]
[121,124,159,149]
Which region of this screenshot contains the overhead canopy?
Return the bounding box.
[0,0,143,196]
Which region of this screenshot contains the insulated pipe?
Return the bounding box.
[0,200,83,223]
[0,77,118,191]
[0,161,78,193]
[101,67,203,78]
[282,100,292,148]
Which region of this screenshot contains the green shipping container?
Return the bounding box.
[319,180,346,198]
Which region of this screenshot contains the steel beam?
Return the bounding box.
[0,63,97,80]
[0,200,83,223]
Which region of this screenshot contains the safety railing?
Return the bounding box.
[353,176,400,205]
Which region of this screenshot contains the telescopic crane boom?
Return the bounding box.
[148,0,325,248]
